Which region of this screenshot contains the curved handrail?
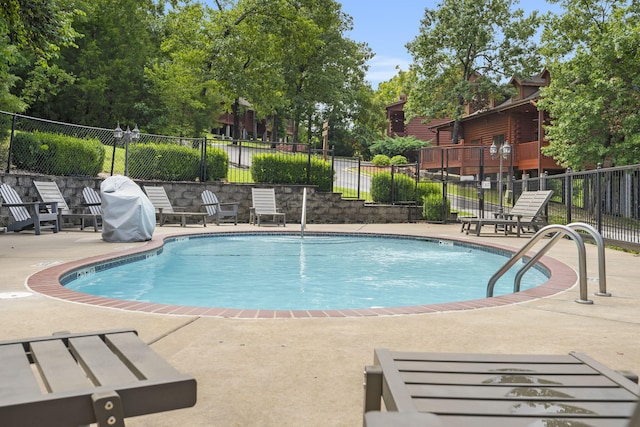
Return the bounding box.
[513,222,609,296]
[486,224,592,304]
[301,187,307,237]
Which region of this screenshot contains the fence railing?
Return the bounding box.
[2,111,638,248]
[440,165,640,249]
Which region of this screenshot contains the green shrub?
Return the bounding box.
[129,143,200,181]
[250,153,333,191]
[369,135,430,162]
[11,131,104,176]
[370,172,416,203]
[416,182,442,203]
[390,155,408,165]
[372,154,390,166]
[204,147,229,181]
[422,193,451,221]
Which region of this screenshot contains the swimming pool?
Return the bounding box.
[61,233,550,312]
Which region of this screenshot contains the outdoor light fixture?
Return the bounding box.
[111,123,140,176]
[490,140,511,214]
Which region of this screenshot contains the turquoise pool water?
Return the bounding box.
[64,234,549,310]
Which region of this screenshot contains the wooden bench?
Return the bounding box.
[0,329,197,427]
[364,348,639,426]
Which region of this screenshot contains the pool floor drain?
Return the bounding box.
[0,291,33,299]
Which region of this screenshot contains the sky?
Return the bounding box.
[339,0,563,88]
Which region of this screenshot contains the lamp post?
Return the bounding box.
[113,123,140,176]
[490,140,511,214]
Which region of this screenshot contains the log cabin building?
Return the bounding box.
[387,70,564,178]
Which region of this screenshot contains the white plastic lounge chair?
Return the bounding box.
[460,190,553,237]
[143,185,207,227]
[0,183,59,235]
[250,187,286,226]
[33,181,101,231]
[201,190,238,225]
[364,348,639,427]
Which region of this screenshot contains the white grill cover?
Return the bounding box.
[100,175,155,242]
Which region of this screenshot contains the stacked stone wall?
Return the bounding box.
[0,174,420,226]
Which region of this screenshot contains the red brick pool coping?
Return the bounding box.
[26,231,578,318]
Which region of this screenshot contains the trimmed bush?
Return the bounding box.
[390,155,408,165]
[372,154,390,167]
[422,193,451,221]
[129,143,200,181]
[250,153,333,192]
[370,171,416,203]
[11,131,104,176]
[416,182,442,203]
[204,147,229,181]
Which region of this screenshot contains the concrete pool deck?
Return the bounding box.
[1,223,639,426]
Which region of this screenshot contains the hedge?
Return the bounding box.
[11,131,104,176]
[250,154,333,192]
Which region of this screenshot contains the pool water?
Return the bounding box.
[65,234,549,310]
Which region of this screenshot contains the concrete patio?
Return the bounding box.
[1,223,638,426]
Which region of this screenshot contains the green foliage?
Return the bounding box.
[11,131,104,176]
[538,0,640,169]
[204,147,229,182]
[250,153,333,192]
[369,136,429,162]
[390,155,408,165]
[416,181,442,203]
[128,143,200,181]
[422,193,451,221]
[372,154,391,166]
[370,172,416,203]
[405,0,542,142]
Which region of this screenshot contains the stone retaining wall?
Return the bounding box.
[0,174,422,226]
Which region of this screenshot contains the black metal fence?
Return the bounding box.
[2,111,638,248]
[439,165,640,249]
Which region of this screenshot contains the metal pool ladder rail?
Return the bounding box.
[486,223,610,304]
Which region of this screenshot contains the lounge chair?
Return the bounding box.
[82,186,103,218]
[250,187,286,226]
[143,185,207,227]
[363,348,639,427]
[460,189,553,237]
[33,181,101,231]
[0,183,59,235]
[0,329,197,426]
[201,190,238,225]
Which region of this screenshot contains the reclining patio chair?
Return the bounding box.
[201,190,238,225]
[33,181,101,231]
[460,190,553,237]
[363,348,639,427]
[0,183,59,235]
[143,185,207,227]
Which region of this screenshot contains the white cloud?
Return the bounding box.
[365,55,412,87]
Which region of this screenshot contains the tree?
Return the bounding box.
[0,0,80,113]
[27,0,161,128]
[537,0,640,169]
[145,2,225,136]
[405,0,542,143]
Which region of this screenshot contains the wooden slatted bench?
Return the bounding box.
[0,329,197,427]
[364,349,639,427]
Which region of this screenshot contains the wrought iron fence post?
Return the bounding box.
[391,164,395,203]
[307,143,311,186]
[6,113,16,173]
[596,163,603,233]
[200,137,207,182]
[357,156,361,200]
[565,168,573,223]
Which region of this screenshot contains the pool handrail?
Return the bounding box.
[513,222,609,297]
[486,224,592,304]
